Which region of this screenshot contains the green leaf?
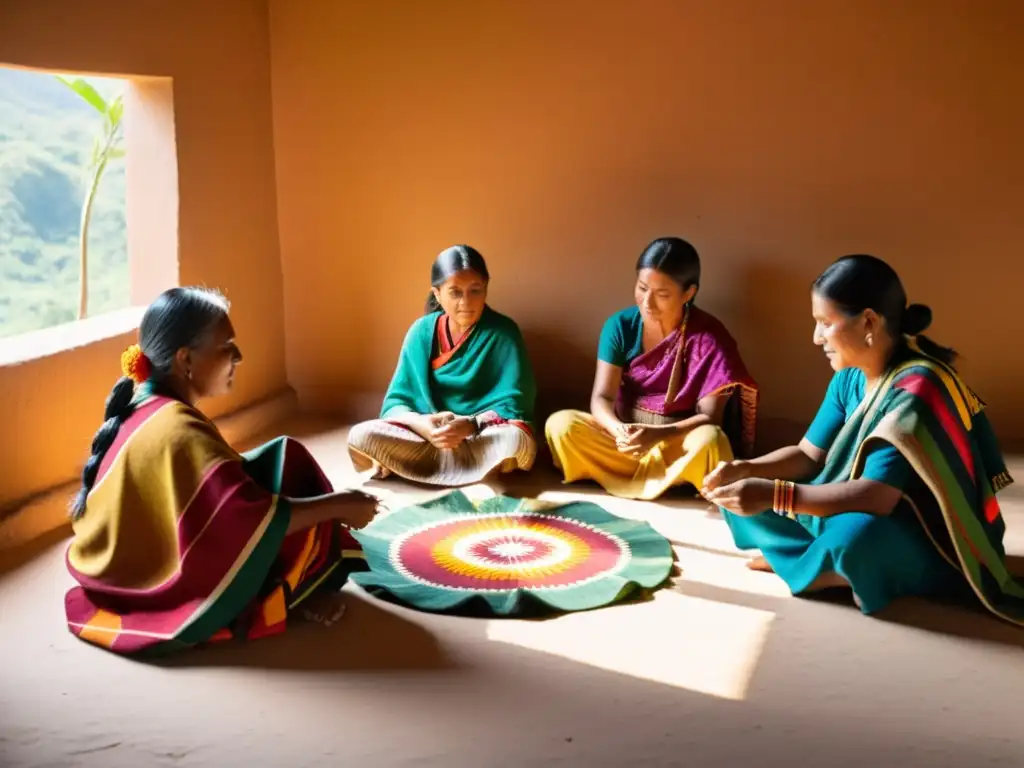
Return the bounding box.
[106,148,126,160]
[106,95,124,128]
[55,75,108,115]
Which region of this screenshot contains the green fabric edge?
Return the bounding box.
[350,491,674,617]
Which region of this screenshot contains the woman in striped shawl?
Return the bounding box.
[703,255,1022,624]
[65,288,379,655]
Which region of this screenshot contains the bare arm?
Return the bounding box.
[742,438,826,482]
[590,361,625,435]
[704,472,903,518]
[790,478,903,518]
[703,438,825,494]
[284,491,379,535]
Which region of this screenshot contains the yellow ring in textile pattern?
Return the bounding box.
[429,517,592,581]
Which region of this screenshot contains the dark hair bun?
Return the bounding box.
[902,303,932,336]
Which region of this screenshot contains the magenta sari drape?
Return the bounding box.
[615,306,759,455]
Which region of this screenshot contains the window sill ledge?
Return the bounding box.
[0,306,145,367]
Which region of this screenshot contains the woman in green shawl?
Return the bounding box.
[702,255,1022,624]
[347,245,537,485]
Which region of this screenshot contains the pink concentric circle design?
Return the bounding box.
[389,512,629,592]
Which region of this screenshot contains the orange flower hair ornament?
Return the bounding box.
[120,344,152,384]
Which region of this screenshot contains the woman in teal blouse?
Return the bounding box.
[347,245,537,486]
[546,237,757,500]
[703,255,1023,624]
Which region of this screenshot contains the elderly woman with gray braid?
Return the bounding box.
[702,255,1024,625]
[65,287,381,656]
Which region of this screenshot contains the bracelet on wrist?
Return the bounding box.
[772,479,797,519]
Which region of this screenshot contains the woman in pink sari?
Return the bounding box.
[546,237,758,500]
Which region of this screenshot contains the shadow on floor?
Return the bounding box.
[162,590,456,672]
[0,526,69,579]
[875,598,1024,647]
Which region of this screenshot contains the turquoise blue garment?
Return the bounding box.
[724,506,967,612]
[381,306,536,424]
[723,348,971,615]
[597,307,645,367]
[805,367,911,488]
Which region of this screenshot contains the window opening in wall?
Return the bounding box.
[0,66,127,339]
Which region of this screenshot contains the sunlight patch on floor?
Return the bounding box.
[672,538,794,598]
[534,489,722,530]
[534,489,690,519]
[680,558,794,599]
[486,590,774,700]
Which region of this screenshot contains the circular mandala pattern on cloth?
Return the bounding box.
[350,491,674,617]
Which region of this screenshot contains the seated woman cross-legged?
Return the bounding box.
[703,255,1023,622]
[347,245,537,486]
[65,288,381,656]
[546,237,758,501]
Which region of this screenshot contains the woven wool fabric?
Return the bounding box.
[351,491,673,617]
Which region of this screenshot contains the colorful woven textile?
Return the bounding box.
[65,392,363,656]
[350,491,673,616]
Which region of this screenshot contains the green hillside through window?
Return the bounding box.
[0,67,127,338]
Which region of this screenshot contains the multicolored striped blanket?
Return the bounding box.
[65,393,362,655]
[814,350,1021,624]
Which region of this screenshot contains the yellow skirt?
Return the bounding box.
[544,410,733,500]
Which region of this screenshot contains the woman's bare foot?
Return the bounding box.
[365,463,390,480]
[745,555,774,573]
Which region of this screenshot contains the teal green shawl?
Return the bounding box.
[813,349,1021,624]
[381,306,536,424]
